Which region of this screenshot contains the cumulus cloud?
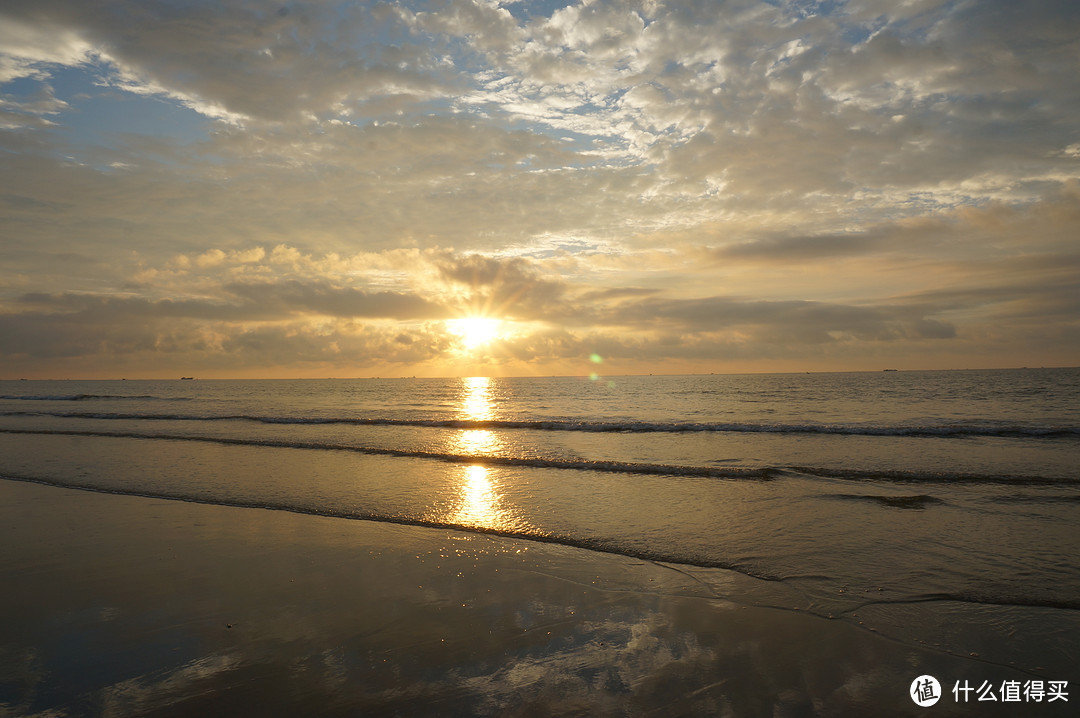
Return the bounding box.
[0,0,451,125]
[1,0,1078,376]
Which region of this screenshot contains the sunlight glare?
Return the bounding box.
[448,316,500,349]
[458,428,498,455]
[460,375,494,420]
[454,465,500,529]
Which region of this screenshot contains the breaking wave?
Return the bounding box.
[1,427,1073,485]
[2,472,1077,614]
[0,394,187,402]
[1,410,1076,439]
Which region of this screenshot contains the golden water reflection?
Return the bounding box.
[453,465,503,529]
[455,376,503,458]
[448,464,532,533]
[460,376,494,421]
[447,378,531,532]
[458,428,499,455]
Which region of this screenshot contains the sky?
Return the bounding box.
[1,0,1078,378]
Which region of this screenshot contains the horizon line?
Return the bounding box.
[4,366,1077,382]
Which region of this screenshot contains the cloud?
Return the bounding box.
[217,321,454,368]
[713,232,884,262]
[0,304,453,372]
[0,12,94,79]
[0,0,449,125]
[433,253,570,319]
[14,279,448,323]
[408,0,524,55]
[4,172,1078,374]
[602,294,956,344]
[5,0,1077,257]
[1,1,1078,376]
[222,280,447,320]
[0,82,68,129]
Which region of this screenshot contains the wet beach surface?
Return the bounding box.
[2,479,1074,717]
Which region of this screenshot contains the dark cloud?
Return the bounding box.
[0,310,153,359]
[713,233,884,262]
[902,273,1080,323]
[13,293,258,324]
[577,287,660,302]
[14,280,447,323]
[0,311,453,371]
[434,254,569,320]
[222,280,447,320]
[607,294,956,344]
[218,322,451,368]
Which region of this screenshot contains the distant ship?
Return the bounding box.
[883,368,898,372]
[180,376,194,380]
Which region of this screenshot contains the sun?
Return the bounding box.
[448,316,501,349]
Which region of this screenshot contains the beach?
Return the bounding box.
[4,0,1078,710]
[1,372,1077,716]
[1,477,1072,717]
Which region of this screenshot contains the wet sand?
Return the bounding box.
[0,478,1070,717]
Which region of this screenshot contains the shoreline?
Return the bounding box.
[2,479,1070,716]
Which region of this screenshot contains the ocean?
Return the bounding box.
[2,368,1078,711]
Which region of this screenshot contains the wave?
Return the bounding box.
[0,427,776,479]
[987,493,1080,504]
[1,409,1076,439]
[3,472,1078,614]
[0,394,188,402]
[824,493,947,509]
[0,470,779,578]
[1,427,1072,485]
[845,591,1080,613]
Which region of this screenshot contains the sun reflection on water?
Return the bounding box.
[443,377,531,532]
[460,376,494,421]
[453,465,502,529]
[456,377,501,457]
[458,428,498,455]
[447,464,533,533]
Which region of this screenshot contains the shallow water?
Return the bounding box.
[1,369,1078,678]
[11,480,1071,717]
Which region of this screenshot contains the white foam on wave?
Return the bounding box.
[2,409,1077,439]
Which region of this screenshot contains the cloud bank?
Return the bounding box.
[1,0,1078,376]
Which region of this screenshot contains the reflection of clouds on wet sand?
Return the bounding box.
[459,609,720,715]
[7,480,1063,717]
[59,591,981,717]
[102,654,243,716]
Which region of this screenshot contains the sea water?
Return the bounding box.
[2,368,1078,675]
